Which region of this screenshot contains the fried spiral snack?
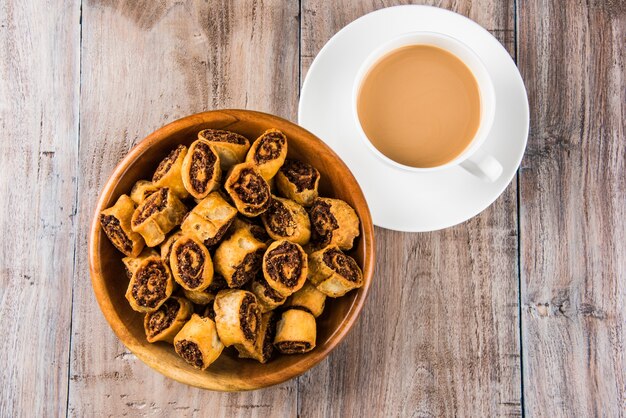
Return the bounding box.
[250,275,286,313]
[275,160,320,207]
[236,311,277,363]
[224,163,271,217]
[183,274,228,305]
[285,280,327,317]
[309,197,360,250]
[100,194,145,257]
[152,145,189,198]
[122,248,158,279]
[144,296,193,343]
[274,309,316,354]
[181,139,222,199]
[308,245,363,297]
[130,180,159,204]
[131,188,187,247]
[198,128,250,170]
[174,314,224,370]
[261,196,311,245]
[159,230,182,263]
[214,289,261,352]
[169,234,214,291]
[180,191,237,246]
[125,255,175,312]
[214,219,268,288]
[245,128,288,181]
[262,240,308,297]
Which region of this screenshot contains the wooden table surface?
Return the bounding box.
[1,0,624,417]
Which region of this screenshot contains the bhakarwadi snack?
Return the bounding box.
[125,255,175,313]
[169,234,214,291]
[213,219,268,288]
[152,145,189,199]
[159,230,183,263]
[174,314,224,370]
[106,127,365,367]
[308,197,360,250]
[144,296,193,343]
[285,280,326,317]
[198,129,250,170]
[261,196,310,245]
[275,159,320,207]
[250,275,287,313]
[131,187,187,247]
[236,311,277,363]
[130,180,159,204]
[273,309,316,354]
[214,289,261,353]
[122,248,158,279]
[100,194,145,257]
[224,162,271,217]
[181,191,238,246]
[262,240,308,297]
[308,245,363,297]
[245,128,288,181]
[181,139,222,199]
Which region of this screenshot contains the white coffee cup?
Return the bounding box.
[352,31,502,182]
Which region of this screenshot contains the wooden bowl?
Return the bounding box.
[89,110,375,391]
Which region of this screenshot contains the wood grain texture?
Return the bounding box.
[300,1,521,417]
[0,0,80,416]
[68,0,299,416]
[518,1,626,416]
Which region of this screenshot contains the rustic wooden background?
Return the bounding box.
[1,0,624,416]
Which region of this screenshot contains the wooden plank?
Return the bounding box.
[300,1,521,416]
[68,0,299,416]
[518,1,626,416]
[0,1,80,416]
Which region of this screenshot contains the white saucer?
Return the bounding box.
[298,5,529,232]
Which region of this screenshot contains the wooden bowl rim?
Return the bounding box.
[88,109,375,391]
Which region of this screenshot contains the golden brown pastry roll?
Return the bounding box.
[159,230,182,263]
[236,311,277,363]
[250,275,287,313]
[275,160,320,207]
[180,191,237,246]
[152,145,189,199]
[245,128,288,181]
[198,128,250,170]
[169,234,214,291]
[130,180,159,204]
[285,280,326,317]
[262,240,308,297]
[183,274,228,305]
[131,188,187,247]
[181,139,222,199]
[309,197,360,250]
[308,245,363,297]
[125,255,175,312]
[174,314,224,370]
[214,219,268,288]
[122,248,158,279]
[100,194,145,257]
[224,163,271,217]
[214,289,261,353]
[144,296,193,343]
[274,309,316,354]
[261,196,311,244]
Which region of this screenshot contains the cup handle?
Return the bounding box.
[459,149,503,182]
